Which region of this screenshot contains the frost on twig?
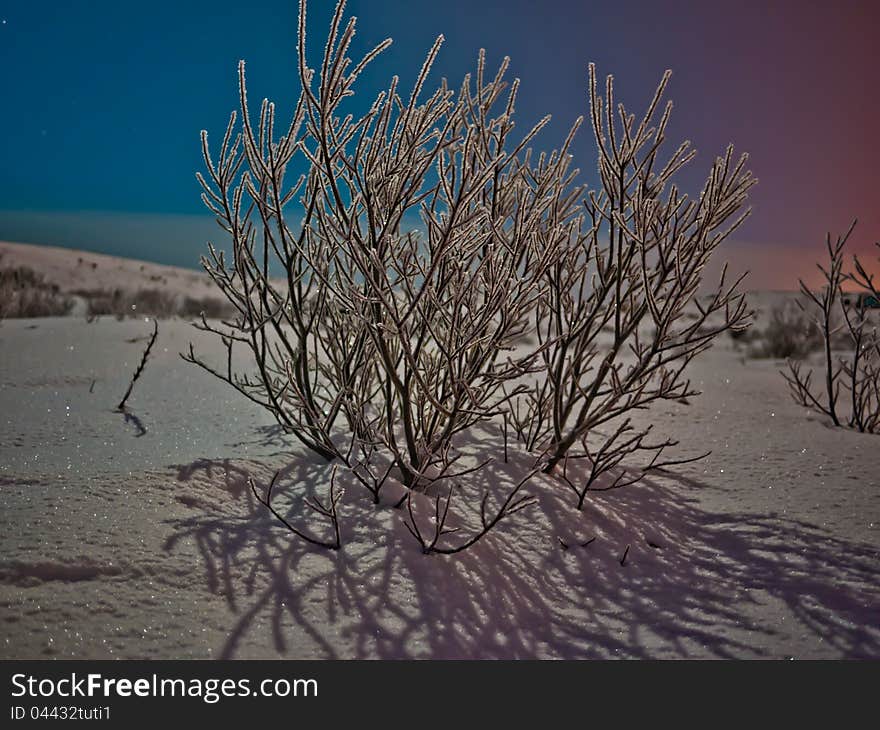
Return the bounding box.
[509,64,755,498]
[117,318,158,412]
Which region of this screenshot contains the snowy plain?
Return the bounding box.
[0,244,877,659]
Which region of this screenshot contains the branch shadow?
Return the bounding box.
[163,439,879,659]
[119,408,147,437]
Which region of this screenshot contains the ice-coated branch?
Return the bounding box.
[117,318,158,412]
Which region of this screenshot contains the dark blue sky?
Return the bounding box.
[1,1,877,286]
[1,0,667,213]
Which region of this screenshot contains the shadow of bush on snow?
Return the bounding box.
[164,435,879,659]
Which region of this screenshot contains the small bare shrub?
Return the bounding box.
[78,287,177,319]
[75,288,127,320]
[782,221,880,433]
[179,295,236,320]
[77,288,228,320]
[0,266,73,318]
[748,302,822,359]
[130,289,178,319]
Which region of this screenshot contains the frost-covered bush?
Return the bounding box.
[782,223,880,433]
[187,0,754,550]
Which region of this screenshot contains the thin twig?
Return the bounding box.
[117,319,158,411]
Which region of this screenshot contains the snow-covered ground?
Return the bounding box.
[0,246,877,659]
[0,240,219,304]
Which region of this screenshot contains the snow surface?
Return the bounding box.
[0,247,877,659]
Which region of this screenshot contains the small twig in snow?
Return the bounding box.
[117,319,158,412]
